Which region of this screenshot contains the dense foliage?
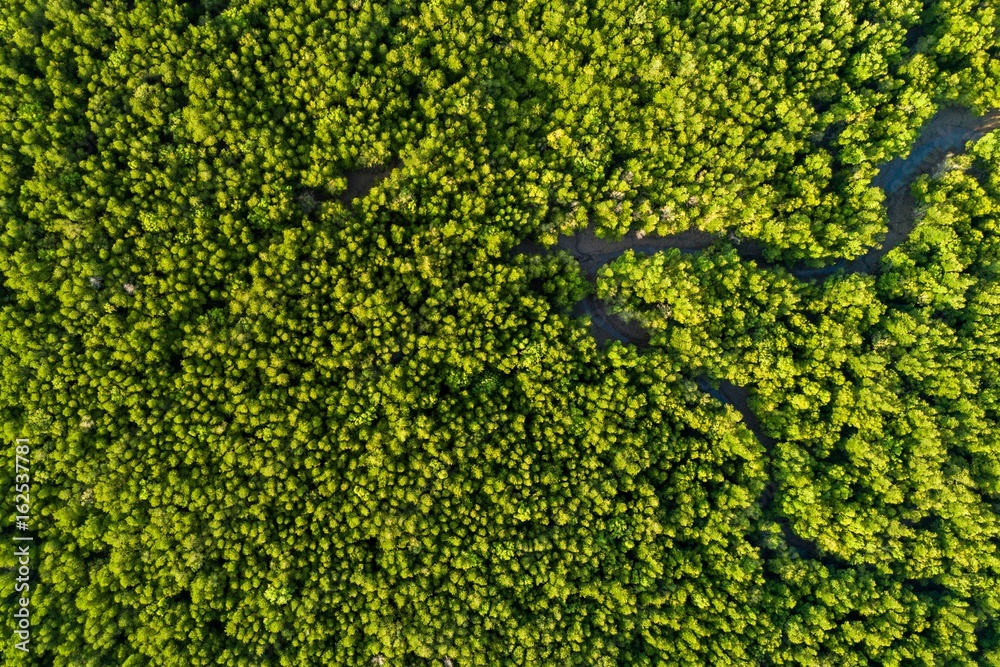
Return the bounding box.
[0,0,998,665]
[599,132,1000,665]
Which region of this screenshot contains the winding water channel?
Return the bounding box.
[532,106,1000,347]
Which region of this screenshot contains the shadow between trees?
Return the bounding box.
[341,164,398,204]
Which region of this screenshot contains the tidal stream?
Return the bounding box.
[537,106,1000,347]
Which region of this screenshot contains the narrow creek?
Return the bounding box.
[542,106,1000,349]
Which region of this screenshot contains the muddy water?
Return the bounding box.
[873,107,1000,194]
